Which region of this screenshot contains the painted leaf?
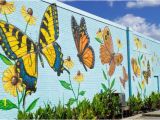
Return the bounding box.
[59,80,72,90]
[0,99,17,110]
[102,69,107,80]
[79,91,86,96]
[67,98,76,106]
[144,87,146,97]
[95,37,103,44]
[138,57,141,67]
[101,83,107,91]
[0,53,13,65]
[26,98,39,112]
[138,81,142,90]
[140,54,143,60]
[110,78,115,89]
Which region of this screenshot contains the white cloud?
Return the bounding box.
[114,14,160,40]
[108,1,114,7]
[126,0,160,8]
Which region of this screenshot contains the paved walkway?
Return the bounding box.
[123,110,160,119]
[143,110,160,117]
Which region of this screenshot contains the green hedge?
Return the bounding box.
[18,91,160,119]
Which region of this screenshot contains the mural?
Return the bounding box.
[0,2,67,114]
[71,16,95,71]
[95,26,128,90]
[0,0,159,119]
[130,35,160,98]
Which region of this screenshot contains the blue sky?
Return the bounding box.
[60,0,160,40]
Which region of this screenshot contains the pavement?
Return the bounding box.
[123,110,160,120]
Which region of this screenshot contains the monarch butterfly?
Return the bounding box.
[71,16,95,71]
[119,66,128,89]
[0,4,64,92]
[143,61,151,84]
[99,26,123,76]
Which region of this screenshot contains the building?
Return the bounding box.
[0,0,160,118]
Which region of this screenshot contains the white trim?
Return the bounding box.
[41,0,160,43]
[41,0,127,30]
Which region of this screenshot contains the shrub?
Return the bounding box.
[92,91,120,119]
[18,91,160,119]
[127,93,143,114]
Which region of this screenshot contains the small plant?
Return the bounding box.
[127,93,143,114]
[76,99,96,119]
[92,91,120,119]
[59,57,86,107]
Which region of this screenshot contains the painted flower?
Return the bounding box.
[64,56,74,70]
[116,38,122,49]
[2,65,23,97]
[21,6,36,25]
[131,58,141,77]
[73,71,84,83]
[0,0,15,14]
[134,37,142,49]
[96,28,103,40]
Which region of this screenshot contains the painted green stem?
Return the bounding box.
[77,83,80,105]
[24,21,29,33]
[4,13,8,23]
[16,89,20,111]
[68,72,78,106]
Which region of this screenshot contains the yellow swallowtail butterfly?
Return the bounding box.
[0,4,64,92]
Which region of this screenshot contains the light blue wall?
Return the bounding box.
[0,0,159,119]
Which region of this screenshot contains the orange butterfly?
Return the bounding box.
[119,66,128,89]
[131,58,141,77]
[71,16,95,71]
[100,26,123,76]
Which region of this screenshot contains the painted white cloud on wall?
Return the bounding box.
[114,14,160,40]
[126,0,160,8]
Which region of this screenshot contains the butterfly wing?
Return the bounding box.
[123,66,128,81]
[71,16,80,52]
[71,17,95,71]
[39,4,64,76]
[147,61,151,77]
[102,27,114,54]
[99,27,114,64]
[0,20,37,92]
[79,17,95,71]
[108,59,116,76]
[143,71,149,84]
[114,53,123,66]
[120,77,125,89]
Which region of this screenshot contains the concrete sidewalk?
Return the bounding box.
[142,110,160,117]
[123,110,160,119]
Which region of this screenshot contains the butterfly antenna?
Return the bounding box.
[64,67,70,75]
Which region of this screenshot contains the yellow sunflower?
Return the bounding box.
[134,37,142,49]
[116,38,122,49]
[21,5,36,25]
[64,56,74,70]
[73,71,84,83]
[0,0,15,14]
[2,65,23,97]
